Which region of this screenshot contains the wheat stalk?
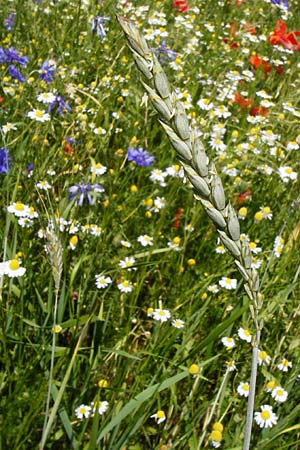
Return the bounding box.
[117,15,262,450]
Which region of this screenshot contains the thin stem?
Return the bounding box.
[198,367,230,449]
[40,286,59,449]
[242,328,261,450]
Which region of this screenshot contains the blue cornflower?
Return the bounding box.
[271,0,289,7]
[155,40,177,63]
[4,12,16,31]
[39,60,56,83]
[8,64,25,82]
[91,16,110,40]
[0,148,12,174]
[0,47,28,66]
[48,95,71,115]
[127,147,155,167]
[68,183,104,205]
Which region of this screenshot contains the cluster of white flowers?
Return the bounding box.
[75,400,109,419]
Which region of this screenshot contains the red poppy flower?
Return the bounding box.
[173,207,183,230]
[63,143,75,156]
[249,55,272,74]
[249,106,269,117]
[243,22,257,35]
[269,20,300,50]
[172,0,189,12]
[233,91,254,108]
[236,189,252,204]
[0,97,4,104]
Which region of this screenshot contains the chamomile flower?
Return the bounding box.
[273,235,285,258]
[278,166,297,182]
[150,168,167,186]
[137,234,153,246]
[237,382,250,398]
[249,242,262,254]
[254,405,278,428]
[207,284,219,294]
[7,201,29,217]
[219,277,237,290]
[238,327,252,343]
[265,380,277,393]
[150,410,166,424]
[277,358,292,372]
[95,274,112,289]
[117,279,133,293]
[210,430,222,448]
[75,404,91,419]
[90,162,107,176]
[27,109,51,122]
[153,308,171,322]
[258,350,271,366]
[221,337,236,350]
[37,92,56,103]
[120,239,131,248]
[91,400,109,415]
[2,122,17,133]
[3,259,26,278]
[118,256,136,271]
[226,360,236,371]
[167,236,181,251]
[271,386,288,403]
[36,180,52,190]
[216,244,226,254]
[171,318,185,329]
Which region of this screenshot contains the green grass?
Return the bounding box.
[0,0,300,449]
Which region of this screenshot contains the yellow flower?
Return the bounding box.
[189,364,200,375]
[187,258,196,266]
[213,422,223,432]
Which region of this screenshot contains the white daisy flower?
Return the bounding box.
[254,405,278,428]
[238,327,252,343]
[118,256,136,271]
[75,404,91,419]
[37,92,56,104]
[277,358,292,372]
[27,109,51,122]
[150,410,166,424]
[117,280,133,293]
[271,386,288,403]
[137,234,153,247]
[152,308,171,322]
[2,259,26,278]
[95,275,112,289]
[219,277,237,290]
[91,400,109,415]
[171,319,185,329]
[237,382,250,398]
[221,337,235,349]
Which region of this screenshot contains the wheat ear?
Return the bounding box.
[117,15,262,450]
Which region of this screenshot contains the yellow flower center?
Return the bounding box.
[9,259,20,270]
[266,381,276,390]
[189,364,200,375]
[70,235,78,246]
[35,110,44,118]
[156,410,165,419]
[15,202,25,211]
[259,351,267,360]
[213,422,224,432]
[210,430,222,442]
[261,410,270,420]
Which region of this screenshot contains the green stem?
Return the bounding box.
[242,328,261,450]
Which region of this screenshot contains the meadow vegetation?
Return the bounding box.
[0,0,299,449]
